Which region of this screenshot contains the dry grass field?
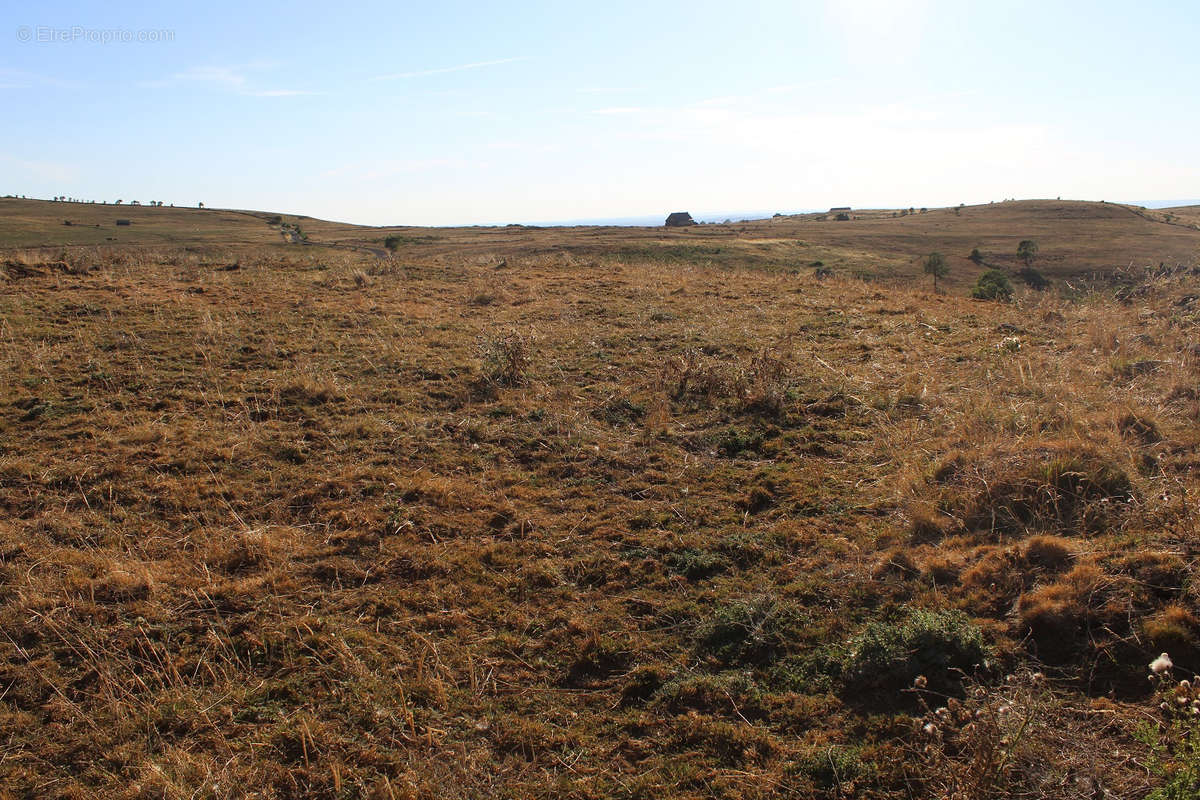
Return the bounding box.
[300,198,1200,291]
[0,200,287,249]
[2,198,1200,798]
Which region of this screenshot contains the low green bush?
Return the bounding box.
[971,269,1014,301]
[695,596,806,667]
[843,607,988,692]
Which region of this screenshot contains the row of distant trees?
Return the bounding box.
[47,197,206,208]
[923,239,1043,299]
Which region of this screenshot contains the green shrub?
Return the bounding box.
[1143,722,1200,800]
[664,548,730,580]
[971,269,1014,301]
[653,671,763,715]
[787,745,874,791]
[695,596,806,667]
[844,607,987,692]
[714,426,766,458]
[1139,678,1200,799]
[767,646,847,693]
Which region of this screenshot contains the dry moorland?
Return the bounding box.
[2,198,1200,798]
[9,196,1200,290]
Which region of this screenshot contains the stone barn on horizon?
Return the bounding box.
[664,211,696,227]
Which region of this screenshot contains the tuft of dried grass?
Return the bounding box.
[1024,535,1074,571]
[477,327,536,387]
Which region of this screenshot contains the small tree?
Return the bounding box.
[969,247,983,264]
[1017,239,1038,266]
[924,251,949,292]
[971,269,1014,301]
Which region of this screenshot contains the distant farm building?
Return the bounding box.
[829,207,851,213]
[665,211,696,227]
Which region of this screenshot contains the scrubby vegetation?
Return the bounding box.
[1,221,1199,798]
[971,268,1014,300]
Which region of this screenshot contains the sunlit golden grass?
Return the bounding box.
[1,220,1199,797]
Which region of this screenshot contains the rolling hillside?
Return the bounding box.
[5,197,1199,291]
[3,195,1200,797]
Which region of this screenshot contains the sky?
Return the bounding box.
[2,0,1199,226]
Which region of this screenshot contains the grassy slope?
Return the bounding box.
[1163,203,1200,229]
[1,207,1200,797]
[7,197,1199,289]
[300,199,1200,289]
[0,198,283,248]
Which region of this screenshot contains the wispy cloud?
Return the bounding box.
[175,64,246,88]
[139,63,314,97]
[0,68,79,90]
[373,57,526,80]
[244,89,319,97]
[762,81,836,95]
[591,107,646,115]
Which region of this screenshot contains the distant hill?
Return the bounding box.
[0,198,284,248]
[4,197,1198,288]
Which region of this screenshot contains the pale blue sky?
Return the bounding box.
[3,1,1198,225]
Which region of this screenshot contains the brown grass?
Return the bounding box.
[0,204,1198,797]
[8,196,1200,290]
